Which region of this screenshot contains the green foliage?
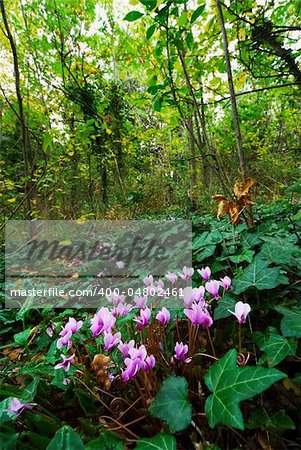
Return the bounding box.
[204,349,286,430]
[85,432,124,450]
[46,426,85,450]
[259,333,297,367]
[124,11,144,21]
[149,376,192,433]
[276,306,301,337]
[135,433,176,449]
[233,256,287,294]
[247,409,295,433]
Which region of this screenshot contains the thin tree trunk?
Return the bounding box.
[187,116,197,210]
[215,0,247,181]
[0,0,31,211]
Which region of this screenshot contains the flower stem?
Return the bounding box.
[238,324,242,353]
[206,328,216,357]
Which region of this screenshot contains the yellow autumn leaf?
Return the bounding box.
[238,28,246,41]
[7,198,16,203]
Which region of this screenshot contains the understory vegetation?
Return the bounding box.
[0,0,301,449]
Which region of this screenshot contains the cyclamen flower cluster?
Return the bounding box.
[52,265,251,384]
[119,343,155,382]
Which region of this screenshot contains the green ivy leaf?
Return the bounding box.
[214,292,237,320]
[191,5,205,23]
[205,349,286,429]
[233,257,287,294]
[21,378,40,402]
[85,431,123,450]
[14,327,31,345]
[149,376,192,433]
[247,409,295,433]
[258,239,296,266]
[124,11,144,22]
[46,426,85,450]
[240,232,263,249]
[259,333,297,367]
[135,433,176,449]
[275,306,301,337]
[228,249,254,264]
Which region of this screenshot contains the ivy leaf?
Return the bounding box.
[191,5,205,23]
[124,11,144,22]
[275,306,301,337]
[47,426,85,450]
[258,240,295,266]
[85,431,123,450]
[135,433,176,450]
[247,409,295,433]
[205,349,286,430]
[214,292,237,320]
[259,333,297,367]
[241,232,263,249]
[228,249,254,264]
[232,257,287,294]
[149,376,192,432]
[14,327,31,345]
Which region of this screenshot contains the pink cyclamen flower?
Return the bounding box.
[112,303,132,317]
[57,330,72,350]
[103,242,110,248]
[141,355,156,372]
[121,358,140,382]
[118,340,135,358]
[156,307,170,326]
[182,286,194,307]
[133,307,151,330]
[3,398,33,416]
[129,344,147,362]
[46,326,53,337]
[193,286,205,303]
[134,295,148,310]
[174,342,191,363]
[60,317,83,336]
[199,311,213,328]
[54,353,75,372]
[180,266,194,280]
[116,261,125,269]
[220,276,231,290]
[166,271,178,284]
[205,280,221,299]
[143,275,153,287]
[197,266,211,281]
[90,307,116,337]
[104,331,121,351]
[107,293,125,306]
[72,258,83,266]
[229,301,251,324]
[184,302,204,326]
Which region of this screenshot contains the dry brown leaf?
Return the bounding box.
[257,431,272,450]
[233,178,255,200]
[213,179,256,226]
[217,200,230,219]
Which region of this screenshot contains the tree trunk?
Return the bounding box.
[0,0,31,212]
[215,0,247,181]
[187,115,197,210]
